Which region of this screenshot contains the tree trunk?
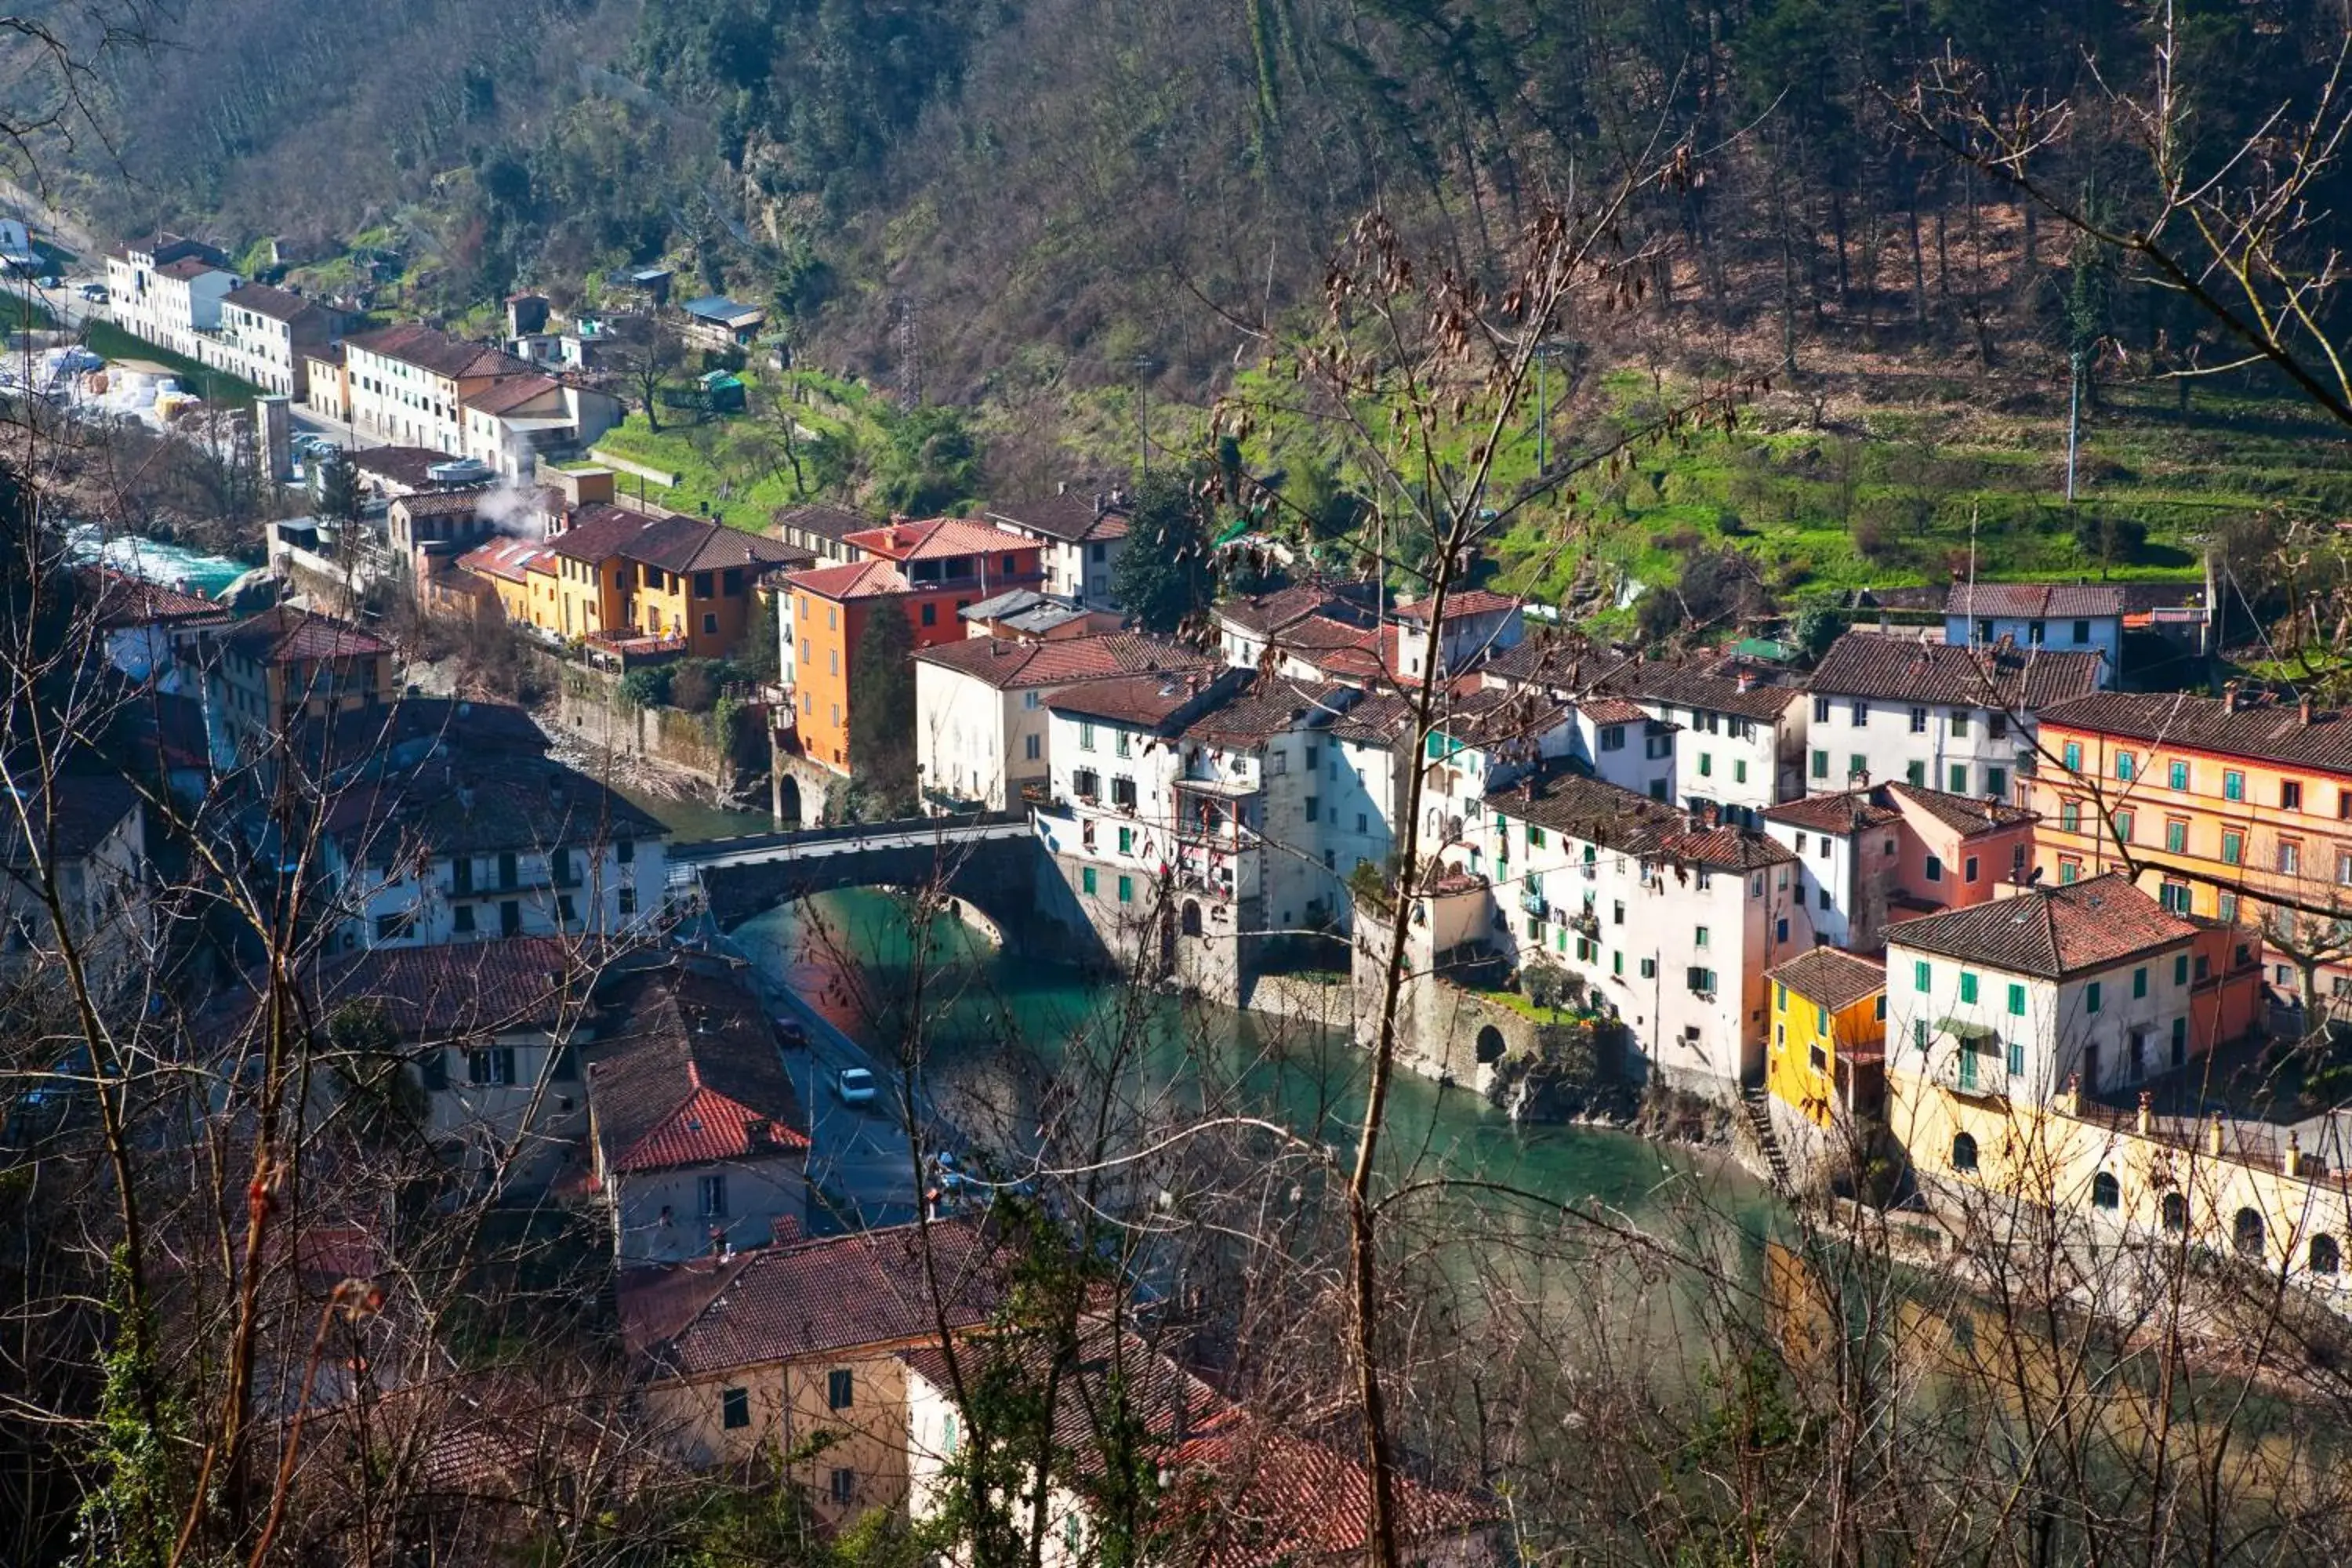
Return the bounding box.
[1831,189,1850,307]
[1908,200,1928,334]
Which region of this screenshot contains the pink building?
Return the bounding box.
[1763,781,2038,954]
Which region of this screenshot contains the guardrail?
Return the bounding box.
[669,809,1030,863]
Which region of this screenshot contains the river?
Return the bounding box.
[67,524,252,597]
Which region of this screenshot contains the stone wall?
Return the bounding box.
[546,667,731,781]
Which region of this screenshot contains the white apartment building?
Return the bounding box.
[209,282,341,397]
[1462,770,1810,1095]
[325,757,672,952]
[982,493,1131,609]
[1944,582,2124,682]
[343,322,542,452]
[1806,630,2106,801]
[1886,873,2201,1105]
[912,633,1214,812]
[1763,782,2041,952]
[103,233,237,360]
[1569,696,1679,800]
[1391,589,1525,680]
[459,375,624,479]
[1,773,150,997]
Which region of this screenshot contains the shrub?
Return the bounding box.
[668,659,721,713]
[619,666,672,710]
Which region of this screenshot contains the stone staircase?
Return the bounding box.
[1740,1084,1792,1189]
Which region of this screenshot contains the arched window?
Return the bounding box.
[2091,1171,2120,1211]
[1180,900,1203,938]
[2161,1192,2188,1233]
[2313,1234,2342,1276]
[1950,1132,1979,1174]
[2234,1207,2267,1258]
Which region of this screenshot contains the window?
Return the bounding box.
[1811,750,1829,779]
[1950,709,1970,737]
[1915,960,1932,992]
[2224,768,2245,801]
[2284,779,2305,811]
[1986,767,2007,798]
[2006,982,2025,1016]
[1914,1018,1929,1050]
[829,1468,855,1507]
[1600,724,1625,752]
[2314,1235,2343,1275]
[2132,965,2148,999]
[1965,855,1980,882]
[2092,1171,2120,1210]
[1951,1133,1979,1173]
[702,612,718,635]
[1698,752,1712,777]
[1959,971,1978,1004]
[1114,730,1131,758]
[2114,809,2134,844]
[375,911,415,942]
[2174,953,2190,986]
[2060,800,2082,833]
[2071,618,2092,644]
[722,1388,750,1429]
[1777,982,1789,1010]
[1117,826,1134,855]
[828,1369,854,1410]
[1909,706,1928,734]
[453,904,477,935]
[1851,700,1869,725]
[1813,696,1831,723]
[2116,752,2136,782]
[1079,720,1097,751]
[1809,1042,1828,1073]
[2161,880,2190,914]
[1304,795,1319,823]
[467,1047,516,1086]
[699,1174,728,1218]
[2220,892,2241,922]
[1640,957,1657,978]
[2280,839,2303,875]
[2165,818,2188,853]
[2063,741,2083,773]
[1848,754,1867,781]
[1116,875,1134,903]
[2222,829,2244,866]
[1925,855,1944,883]
[1081,867,1097,895]
[1025,733,1041,761]
[942,1413,959,1454]
[1695,926,1711,948]
[2007,1039,2025,1076]
[2161,1192,2188,1232]
[1686,967,1718,995]
[2169,759,2190,791]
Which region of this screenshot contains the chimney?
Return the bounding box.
[2301,696,2315,724]
[1735,667,1756,693]
[2136,1089,2153,1135]
[2286,1128,2303,1176]
[2209,1112,2227,1156]
[1094,491,1107,516]
[746,1117,772,1149]
[2223,680,2241,711]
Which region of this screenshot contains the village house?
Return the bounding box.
[208,281,344,397]
[1806,630,2105,800]
[1461,768,1811,1097]
[615,1218,1000,1513]
[85,568,230,688]
[318,748,670,953]
[982,492,1131,609]
[912,633,1216,813]
[902,1322,1501,1568]
[771,503,871,565]
[786,519,1047,773]
[2031,687,2352,1015]
[1210,582,1377,671]
[1389,589,1526,681]
[204,608,397,770]
[344,445,478,501]
[456,534,562,632]
[1763,946,1888,1143]
[1761,781,2038,953]
[0,768,149,996]
[678,295,766,349]
[1884,873,2259,1109]
[586,960,811,1264]
[103,232,235,360]
[955,588,1120,642]
[1944,582,2125,681]
[459,373,623,480]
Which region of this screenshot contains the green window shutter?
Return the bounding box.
[2007,983,2024,1016]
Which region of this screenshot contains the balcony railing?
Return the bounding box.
[1519,889,1550,920]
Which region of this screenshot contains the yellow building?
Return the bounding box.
[538,502,808,658]
[207,607,395,763]
[1766,946,1887,1131]
[2034,688,2352,1007]
[615,1220,1000,1522]
[453,535,557,629]
[1889,1069,2352,1284]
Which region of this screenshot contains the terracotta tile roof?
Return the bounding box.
[1809,630,2104,712]
[983,492,1131,543]
[846,517,1029,563]
[1182,677,1356,746]
[2038,688,2352,775]
[221,607,390,663]
[1944,582,2126,620]
[771,503,873,543]
[1214,583,1360,637]
[0,769,140,865]
[1610,652,1803,721]
[619,514,808,575]
[394,488,492,520]
[285,936,578,1039]
[1577,696,1653,725]
[1481,630,1612,691]
[1886,873,2194,978]
[349,445,467,488]
[786,558,913,601]
[223,281,328,325]
[1049,670,1226,730]
[324,749,666,864]
[915,632,1214,690]
[345,322,535,383]
[545,502,658,563]
[618,1218,1000,1377]
[1885,780,2036,836]
[587,964,809,1176]
[1391,588,1521,622]
[1763,789,1903,835]
[1323,679,1497,745]
[1488,767,1798,870]
[460,374,562,416]
[85,568,229,629]
[157,255,229,281]
[457,535,556,585]
[1768,947,1887,1013]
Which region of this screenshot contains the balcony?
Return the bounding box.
[1518,889,1550,920]
[1568,907,1600,938]
[1936,1034,2009,1099]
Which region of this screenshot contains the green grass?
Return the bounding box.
[0,286,53,332]
[82,321,268,405]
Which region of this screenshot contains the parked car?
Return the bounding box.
[834,1066,877,1108]
[773,1014,808,1048]
[78,282,106,302]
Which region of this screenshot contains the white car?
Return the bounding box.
[835,1066,878,1108]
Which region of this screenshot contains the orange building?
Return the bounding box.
[786,518,1044,771]
[2031,688,2352,1011]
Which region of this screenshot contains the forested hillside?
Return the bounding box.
[41,0,2352,419]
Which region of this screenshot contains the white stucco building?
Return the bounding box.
[982,494,1132,609]
[1944,583,2123,684]
[103,233,237,360]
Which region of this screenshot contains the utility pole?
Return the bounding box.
[1128,356,1156,477]
[1530,340,1573,477]
[2066,346,2082,503]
